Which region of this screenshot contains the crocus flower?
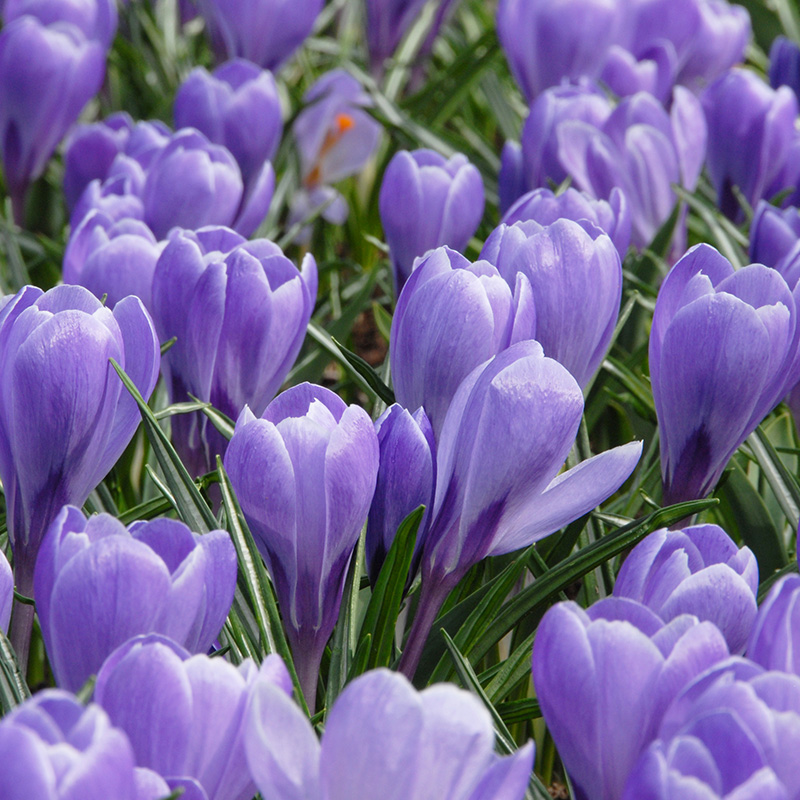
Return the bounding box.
[3,0,118,47]
[770,35,800,98]
[613,524,758,654]
[95,635,292,800]
[702,68,799,221]
[63,212,164,310]
[0,690,140,800]
[152,226,317,477]
[622,658,800,798]
[501,186,631,260]
[749,200,800,288]
[0,285,160,666]
[224,383,379,707]
[366,404,435,586]
[558,88,706,250]
[747,570,800,675]
[649,244,800,505]
[399,341,642,675]
[533,598,729,800]
[389,246,536,439]
[195,0,323,70]
[0,16,105,220]
[174,59,282,186]
[379,149,484,292]
[245,667,535,800]
[34,505,237,692]
[0,548,11,634]
[480,217,622,388]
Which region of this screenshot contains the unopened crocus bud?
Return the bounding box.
[3,0,118,47]
[0,16,105,220]
[366,404,435,586]
[379,149,484,292]
[0,285,160,666]
[702,68,798,221]
[533,598,729,800]
[0,690,140,800]
[502,186,631,260]
[245,668,535,800]
[95,635,292,800]
[749,200,800,288]
[770,35,800,98]
[748,562,800,675]
[34,505,237,692]
[174,59,282,186]
[390,246,536,438]
[224,384,379,708]
[650,244,800,505]
[152,226,317,477]
[480,218,622,388]
[63,212,164,310]
[195,0,323,70]
[613,524,758,654]
[0,549,11,634]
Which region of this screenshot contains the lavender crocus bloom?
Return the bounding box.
[599,42,676,104]
[63,212,164,310]
[533,598,729,800]
[195,0,323,70]
[245,668,535,800]
[224,383,379,707]
[748,568,800,675]
[379,149,484,292]
[480,218,622,388]
[558,88,706,250]
[702,68,798,221]
[95,635,292,800]
[496,0,624,102]
[613,524,758,654]
[0,549,11,634]
[366,404,435,586]
[34,505,237,692]
[770,36,800,98]
[0,16,104,220]
[749,201,800,288]
[0,285,160,664]
[0,690,141,800]
[502,186,631,260]
[623,658,800,799]
[650,244,800,505]
[174,60,282,186]
[152,226,317,477]
[400,341,643,675]
[3,0,118,47]
[390,246,536,439]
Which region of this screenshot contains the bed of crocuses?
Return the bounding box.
[2,0,800,797]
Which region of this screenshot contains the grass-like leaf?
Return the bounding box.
[0,628,29,714]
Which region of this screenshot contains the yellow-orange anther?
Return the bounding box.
[305,112,355,187]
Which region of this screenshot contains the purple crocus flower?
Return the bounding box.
[399,341,642,675]
[0,689,141,800]
[748,568,800,675]
[34,505,237,692]
[95,635,292,800]
[152,226,317,477]
[3,0,118,47]
[480,217,622,388]
[502,186,631,261]
[245,667,535,800]
[750,200,800,291]
[0,548,11,634]
[390,246,536,439]
[174,59,283,186]
[366,404,436,586]
[0,16,105,221]
[379,149,484,292]
[650,244,800,505]
[224,383,379,708]
[613,524,758,654]
[0,285,160,666]
[558,88,706,251]
[598,42,676,104]
[533,598,729,800]
[623,658,800,798]
[770,35,800,98]
[702,68,799,221]
[195,0,323,70]
[63,212,164,310]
